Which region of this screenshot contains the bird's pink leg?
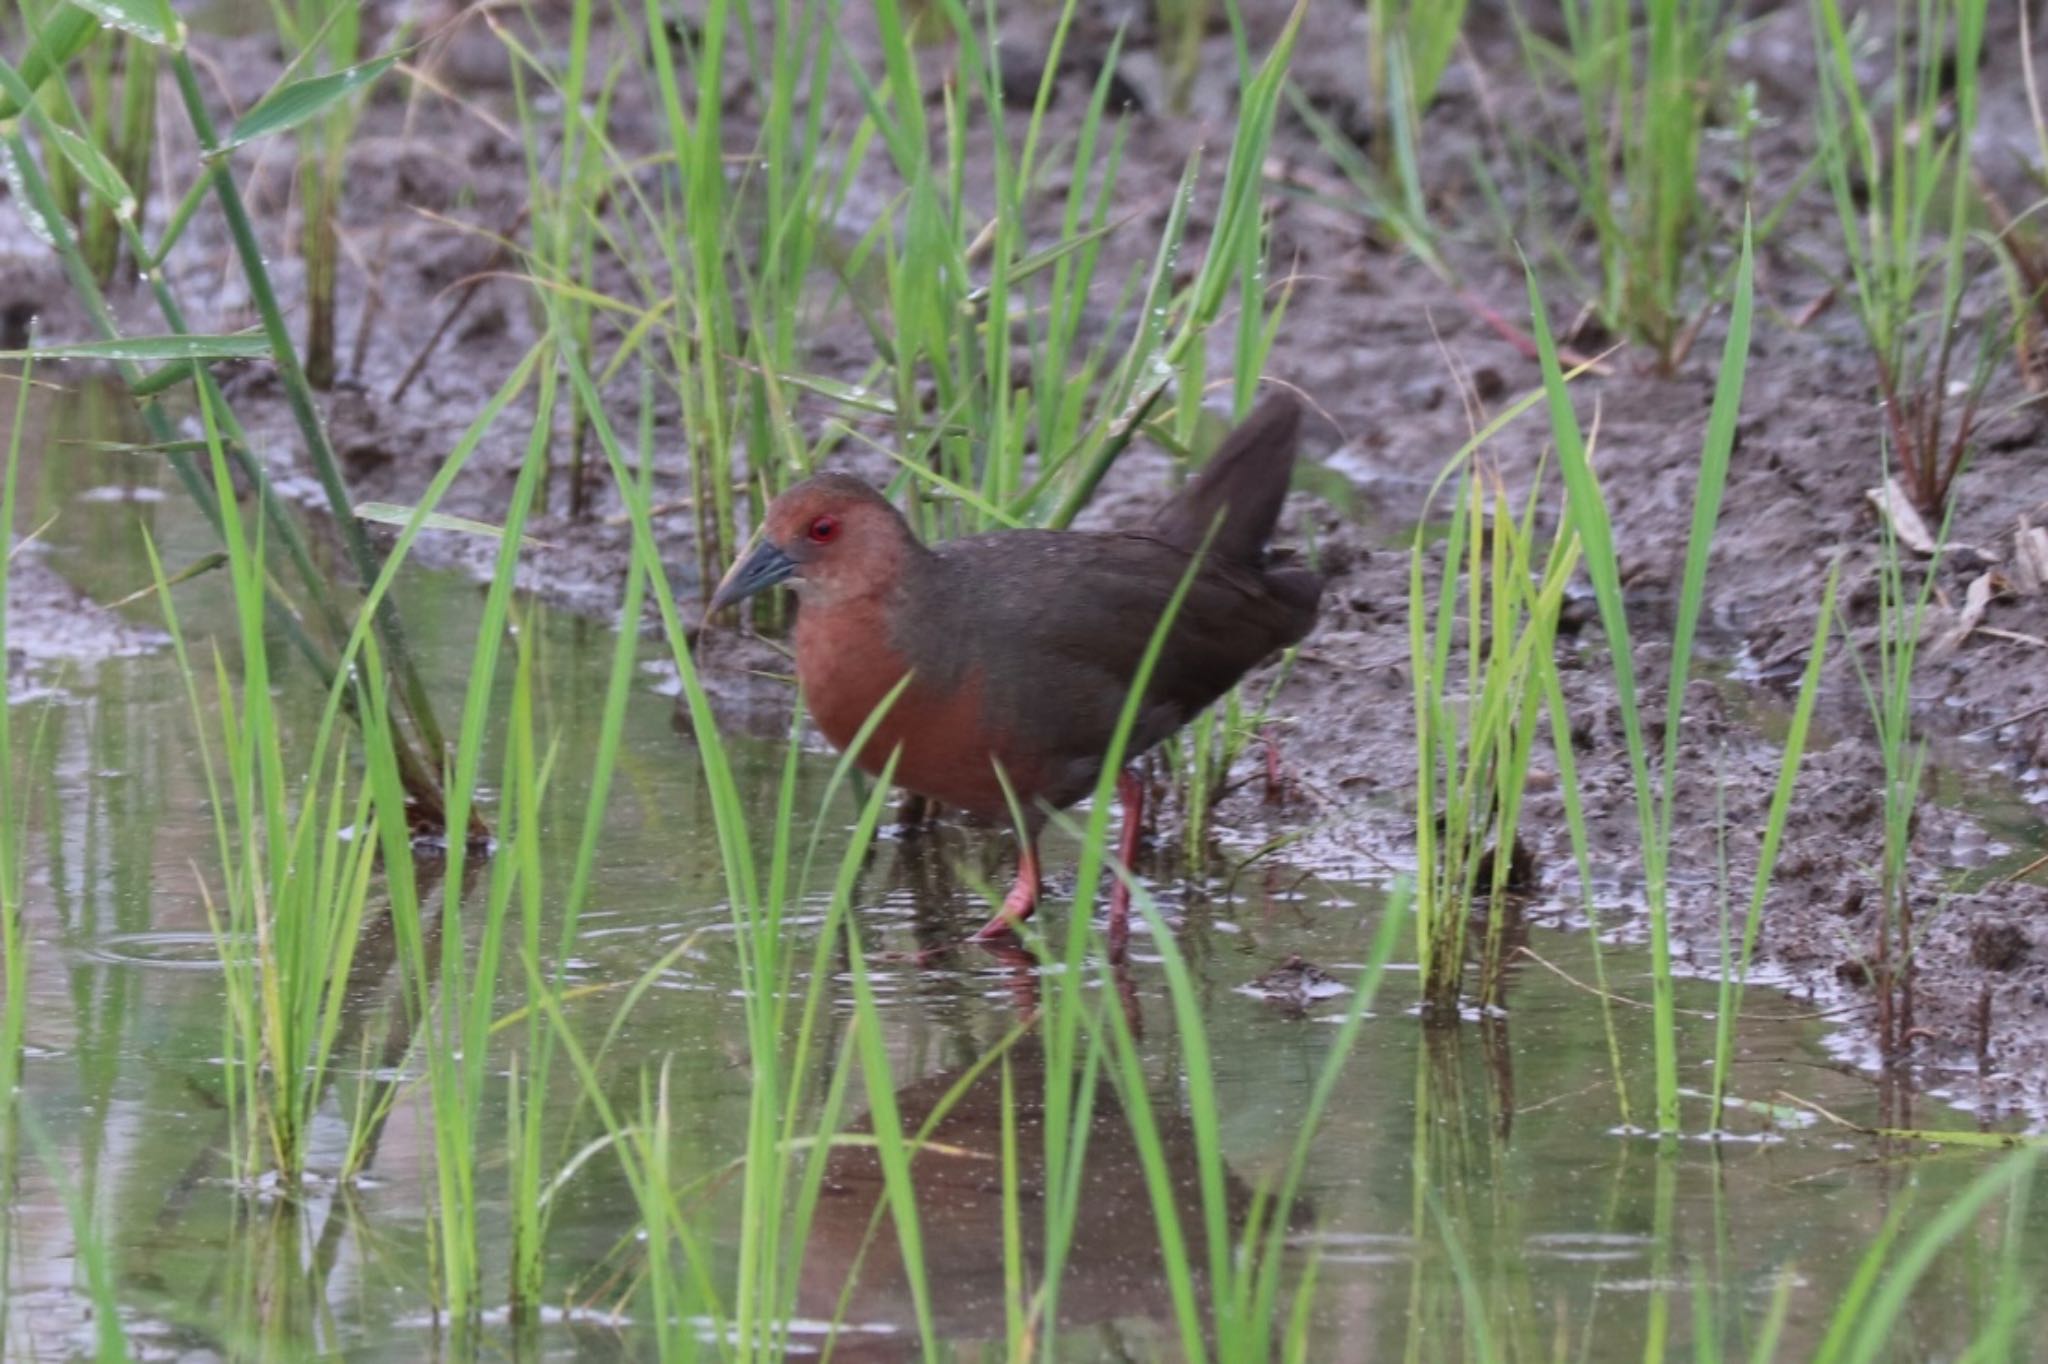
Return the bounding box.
[974,839,1041,939]
[1107,769,1144,959]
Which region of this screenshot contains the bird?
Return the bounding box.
[708,390,1322,942]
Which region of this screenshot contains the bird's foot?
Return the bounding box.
[974,847,1042,940]
[973,881,1037,940]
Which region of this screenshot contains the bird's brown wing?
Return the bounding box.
[905,531,1317,808]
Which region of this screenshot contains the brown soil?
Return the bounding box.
[5,0,2048,1118]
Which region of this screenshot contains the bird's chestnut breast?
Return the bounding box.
[793,597,1032,820]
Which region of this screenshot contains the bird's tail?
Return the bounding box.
[1148,391,1304,564]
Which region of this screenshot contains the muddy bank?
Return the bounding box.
[6,0,2048,1117]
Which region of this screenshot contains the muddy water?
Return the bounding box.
[4,402,2047,1361]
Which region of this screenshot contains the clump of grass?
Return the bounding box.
[1092,858,1406,1362]
[1369,0,1468,128]
[494,0,1304,603]
[1524,219,1839,1141]
[1813,0,1993,515]
[1409,455,1577,1020]
[11,2,157,287]
[261,0,382,390]
[1514,0,1733,369]
[137,318,542,1193]
[1839,490,1949,1063]
[144,383,391,1186]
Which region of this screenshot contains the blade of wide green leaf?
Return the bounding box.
[5,334,270,363]
[219,54,399,152]
[61,437,213,455]
[63,0,182,49]
[109,551,229,606]
[354,501,549,547]
[39,119,137,221]
[0,134,64,247]
[0,7,100,119]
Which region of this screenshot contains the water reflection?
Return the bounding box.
[801,1035,1272,1359]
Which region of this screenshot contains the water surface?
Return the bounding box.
[4,381,2044,1362]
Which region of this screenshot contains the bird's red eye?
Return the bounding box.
[807,514,840,544]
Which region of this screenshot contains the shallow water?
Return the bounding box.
[4,387,2046,1362]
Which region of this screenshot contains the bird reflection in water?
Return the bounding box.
[798,933,1293,1360]
[799,1038,1275,1358]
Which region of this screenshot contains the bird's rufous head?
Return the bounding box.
[709,474,920,612]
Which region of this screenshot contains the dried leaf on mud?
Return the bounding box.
[2011,521,2048,594]
[1928,571,1996,659]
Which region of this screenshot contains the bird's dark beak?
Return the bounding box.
[709,540,797,612]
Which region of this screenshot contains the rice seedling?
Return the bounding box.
[1,364,31,1100]
[502,0,1304,599]
[1812,0,1993,515]
[1525,221,1767,1134]
[503,375,660,1326]
[1349,0,1471,257]
[494,0,614,517]
[548,312,1010,1354]
[1513,0,1734,369]
[354,345,563,1326]
[129,312,543,1200]
[257,0,380,390]
[1408,455,1577,1020]
[1707,566,1836,1119]
[139,381,399,1187]
[996,503,1404,1361]
[1838,487,1951,1063]
[1368,0,1468,129]
[1286,61,1443,275]
[1087,872,1403,1363]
